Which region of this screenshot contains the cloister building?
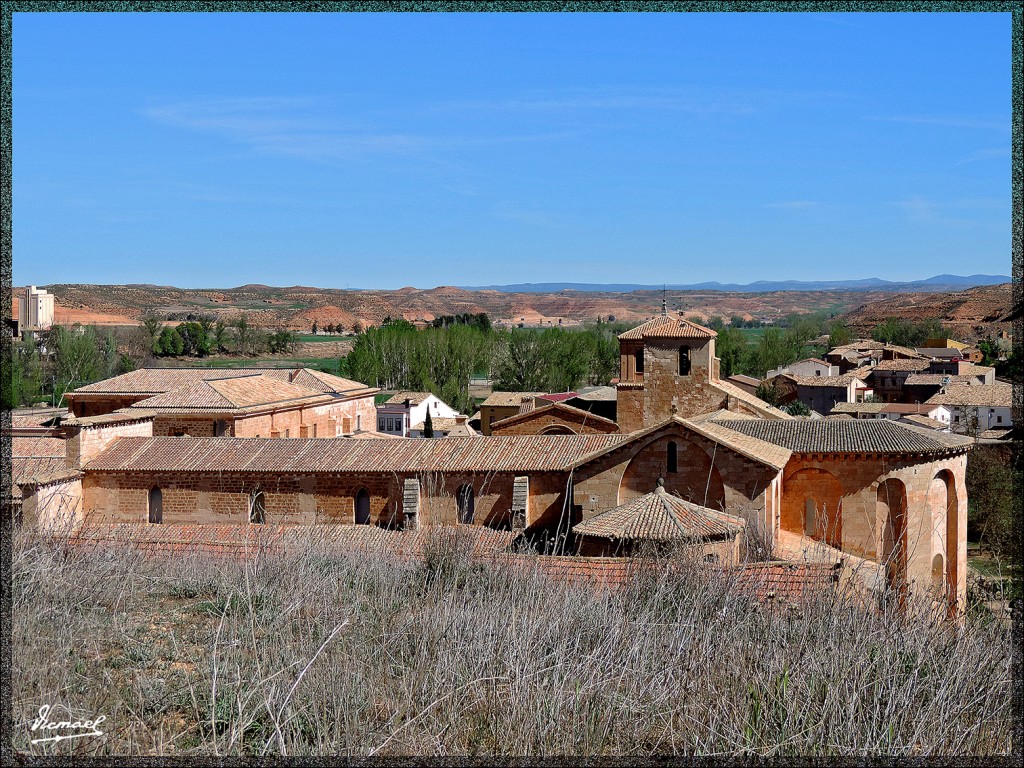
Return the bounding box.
[13,311,974,611]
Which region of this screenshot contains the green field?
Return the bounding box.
[162,356,342,373]
[295,334,352,343]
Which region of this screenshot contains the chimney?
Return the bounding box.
[455,415,467,425]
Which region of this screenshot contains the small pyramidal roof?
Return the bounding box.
[618,313,717,341]
[572,481,744,541]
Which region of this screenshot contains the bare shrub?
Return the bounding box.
[9,528,1013,757]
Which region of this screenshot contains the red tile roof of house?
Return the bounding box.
[127,374,333,413]
[84,433,631,475]
[69,367,375,398]
[573,485,745,541]
[13,436,66,458]
[618,314,717,340]
[490,402,619,431]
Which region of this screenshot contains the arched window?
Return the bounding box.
[679,346,691,376]
[635,348,644,374]
[148,487,163,525]
[355,489,371,525]
[667,441,678,473]
[931,553,945,594]
[250,491,266,525]
[457,484,475,524]
[804,498,817,538]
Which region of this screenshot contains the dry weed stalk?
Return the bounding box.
[8,527,1013,758]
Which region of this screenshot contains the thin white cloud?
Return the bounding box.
[143,97,573,163]
[890,195,1006,224]
[956,147,1011,165]
[435,86,844,118]
[865,115,1010,133]
[764,200,821,210]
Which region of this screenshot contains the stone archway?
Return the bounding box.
[877,478,908,601]
[618,434,724,509]
[928,469,958,613]
[540,425,577,435]
[781,467,843,548]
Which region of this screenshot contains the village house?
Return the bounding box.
[64,368,378,438]
[830,401,952,427]
[478,391,547,435]
[770,367,873,416]
[13,310,977,614]
[925,381,1014,435]
[766,357,838,379]
[376,391,461,437]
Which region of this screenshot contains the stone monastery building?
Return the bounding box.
[15,311,974,611]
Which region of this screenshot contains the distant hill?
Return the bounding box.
[463,274,1011,294]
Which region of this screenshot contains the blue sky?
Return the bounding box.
[12,11,1012,289]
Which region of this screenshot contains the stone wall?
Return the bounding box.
[67,419,155,469]
[491,409,619,436]
[22,477,83,533]
[781,452,968,609]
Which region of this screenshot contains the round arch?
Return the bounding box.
[781,467,843,548]
[456,484,475,524]
[618,434,724,509]
[877,478,908,600]
[928,469,958,612]
[540,425,577,435]
[355,488,371,525]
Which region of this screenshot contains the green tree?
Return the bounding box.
[176,322,211,356]
[783,400,811,416]
[423,408,434,438]
[828,320,853,348]
[51,325,104,399]
[715,326,749,378]
[157,326,184,356]
[140,313,163,353]
[8,335,44,407]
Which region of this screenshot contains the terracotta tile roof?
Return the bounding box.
[490,402,619,431]
[11,457,69,499]
[84,433,630,475]
[682,417,792,470]
[729,561,842,606]
[713,418,973,454]
[16,467,82,489]
[480,391,545,407]
[783,366,872,388]
[410,417,479,436]
[567,415,791,472]
[925,382,1013,408]
[13,436,66,458]
[899,415,948,430]
[725,374,761,387]
[128,374,332,413]
[284,369,377,396]
[573,486,745,541]
[62,410,158,428]
[571,386,617,402]
[710,380,791,419]
[67,523,518,560]
[383,391,434,406]
[537,391,578,403]
[831,402,888,414]
[873,359,933,372]
[10,408,69,430]
[618,314,717,340]
[794,357,830,367]
[69,367,375,398]
[904,374,982,386]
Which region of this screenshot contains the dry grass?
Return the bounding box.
[9,527,1013,757]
